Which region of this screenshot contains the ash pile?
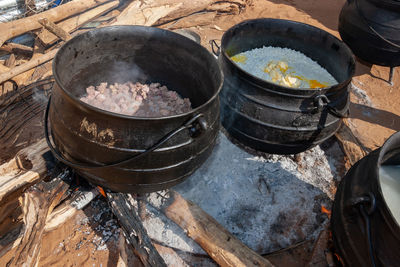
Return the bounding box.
[137,131,344,255]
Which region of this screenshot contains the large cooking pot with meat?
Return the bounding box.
[215,19,355,154]
[46,26,223,193]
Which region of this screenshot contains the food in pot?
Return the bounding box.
[80,82,192,117]
[379,165,400,224]
[230,46,337,89]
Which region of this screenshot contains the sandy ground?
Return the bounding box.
[2,0,399,266]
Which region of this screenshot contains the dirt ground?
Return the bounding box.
[2,0,399,266]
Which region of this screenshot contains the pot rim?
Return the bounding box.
[220,18,356,94]
[377,131,400,229]
[52,25,224,121]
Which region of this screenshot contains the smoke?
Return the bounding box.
[105,61,148,85]
[32,85,50,105]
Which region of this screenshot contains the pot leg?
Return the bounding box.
[389,66,395,86]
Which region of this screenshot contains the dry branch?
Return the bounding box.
[154,0,250,26]
[38,18,72,42]
[0,0,111,47]
[38,1,120,46]
[163,191,274,267]
[112,1,182,26]
[0,43,33,58]
[164,12,216,30]
[0,49,57,85]
[107,192,167,267]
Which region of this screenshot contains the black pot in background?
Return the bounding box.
[332,132,400,266]
[339,0,400,67]
[217,18,355,155]
[47,26,223,193]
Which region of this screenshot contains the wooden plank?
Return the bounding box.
[163,191,274,267]
[38,1,119,46]
[0,0,111,47]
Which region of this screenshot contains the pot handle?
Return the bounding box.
[347,192,377,267]
[44,96,207,171]
[313,94,349,118]
[209,39,221,57]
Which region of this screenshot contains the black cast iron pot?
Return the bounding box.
[46,26,223,193]
[215,18,355,155]
[332,132,400,266]
[339,0,400,67]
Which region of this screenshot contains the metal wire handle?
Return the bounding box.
[348,192,377,267]
[314,94,349,118]
[210,39,221,57]
[44,96,207,171]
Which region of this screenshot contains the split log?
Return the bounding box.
[162,191,274,267]
[154,0,250,26]
[45,188,99,232]
[38,1,119,46]
[4,54,16,68]
[0,40,44,88]
[0,49,57,85]
[112,1,182,26]
[0,0,111,47]
[0,43,33,58]
[38,18,72,42]
[6,170,71,266]
[107,192,167,267]
[0,138,49,205]
[153,243,190,267]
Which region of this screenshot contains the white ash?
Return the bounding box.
[232,46,337,88]
[80,82,192,117]
[142,132,343,255]
[351,81,373,107]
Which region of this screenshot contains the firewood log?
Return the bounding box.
[162,191,274,267]
[0,139,49,205]
[6,171,71,266]
[38,18,72,42]
[0,43,33,58]
[0,0,111,47]
[112,1,182,26]
[37,1,119,46]
[107,192,167,267]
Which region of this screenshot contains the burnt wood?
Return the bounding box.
[107,192,166,267]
